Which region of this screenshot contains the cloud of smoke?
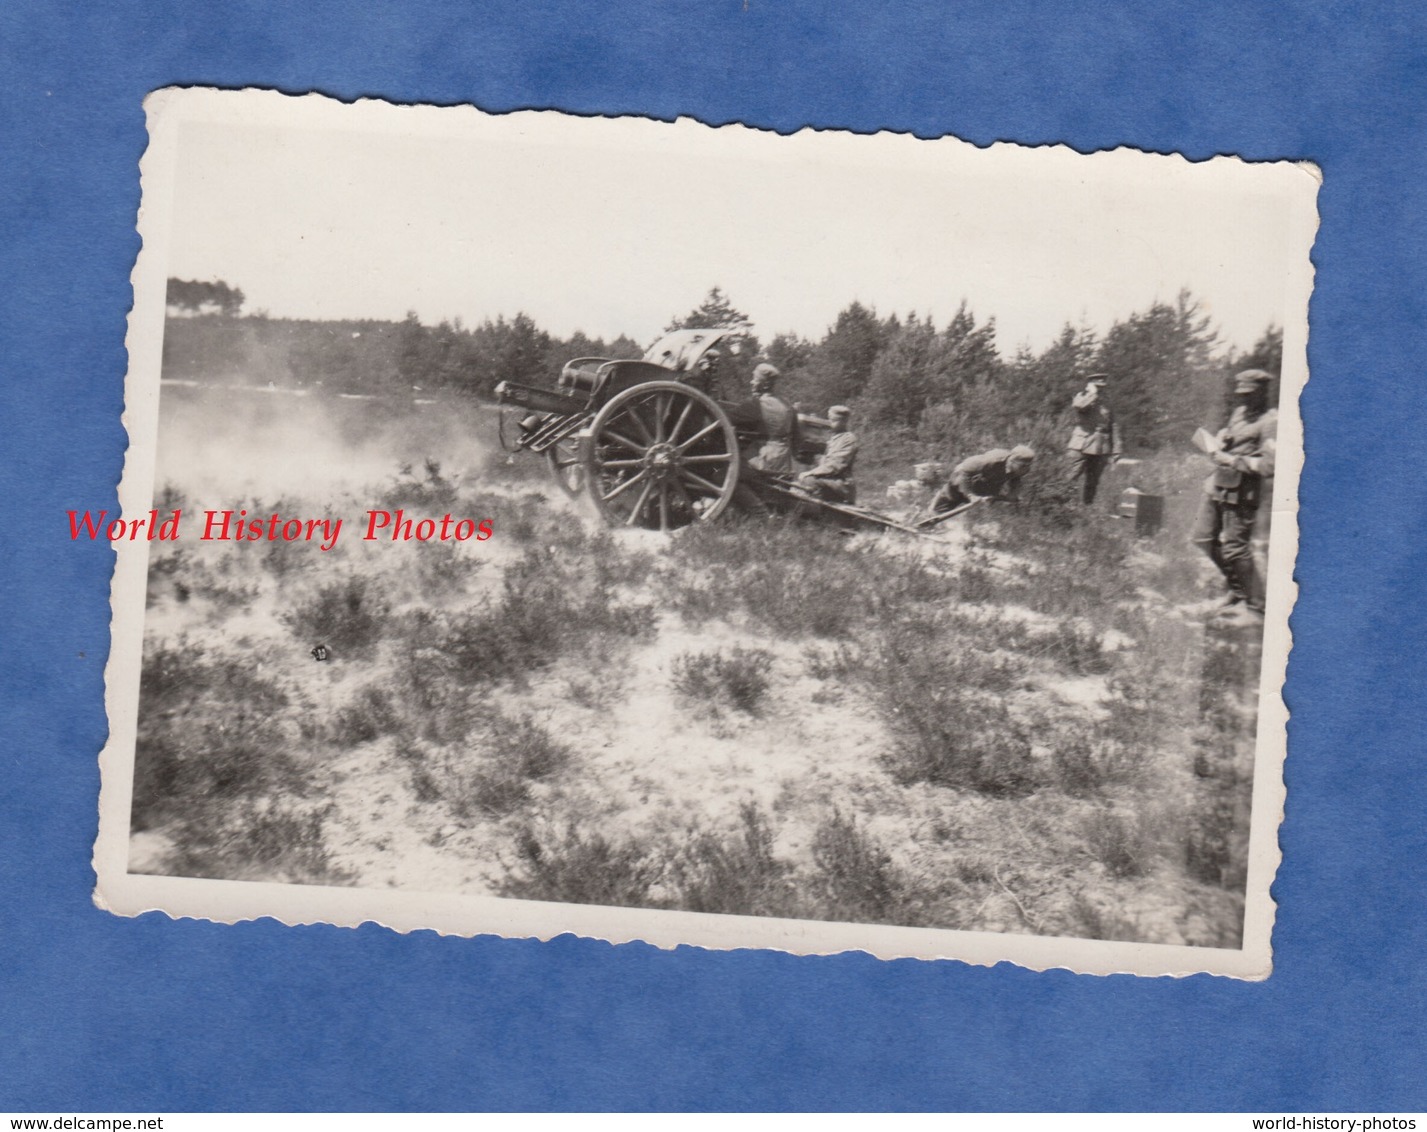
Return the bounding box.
[154,384,494,508]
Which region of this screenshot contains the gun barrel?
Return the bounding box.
[495,381,588,416]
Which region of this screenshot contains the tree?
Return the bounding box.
[165,278,245,316]
[395,311,433,390]
[860,313,941,429]
[1237,325,1283,378]
[1091,290,1223,451]
[765,332,814,374]
[665,286,753,333]
[1001,323,1099,421]
[478,312,551,393]
[664,287,760,398]
[924,302,1001,409]
[607,334,644,359]
[796,301,888,409]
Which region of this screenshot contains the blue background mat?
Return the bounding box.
[3,1,1424,1111]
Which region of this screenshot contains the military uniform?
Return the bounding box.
[1190,404,1277,614]
[742,393,801,474]
[797,430,859,503]
[1066,388,1121,505]
[728,364,801,514]
[932,448,1032,512]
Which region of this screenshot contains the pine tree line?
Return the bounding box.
[162,279,1283,456]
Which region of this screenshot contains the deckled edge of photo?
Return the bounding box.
[94,86,1320,980]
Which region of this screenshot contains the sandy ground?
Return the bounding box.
[128,389,1249,947]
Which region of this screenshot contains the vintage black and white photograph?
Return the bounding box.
[95,89,1315,976]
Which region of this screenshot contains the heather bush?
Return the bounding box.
[672,647,774,715]
[379,458,461,511]
[1029,621,1112,676]
[132,643,302,831]
[325,684,402,747]
[1079,807,1156,879]
[395,714,572,819]
[670,803,796,917]
[809,809,913,925]
[166,800,349,886]
[502,824,660,908]
[283,575,390,658]
[1049,734,1143,798]
[863,618,1037,795]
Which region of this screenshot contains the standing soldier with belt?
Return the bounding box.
[1066,374,1122,505]
[1191,369,1277,622]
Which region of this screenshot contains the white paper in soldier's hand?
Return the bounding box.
[1194,427,1221,454]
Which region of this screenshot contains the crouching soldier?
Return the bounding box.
[796,405,858,503]
[931,445,1036,513]
[1191,368,1277,622]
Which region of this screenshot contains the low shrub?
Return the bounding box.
[671,646,774,715]
[166,799,350,886]
[809,809,912,925]
[1030,621,1112,676]
[399,714,572,819]
[414,539,477,598]
[502,823,660,908]
[1068,892,1143,942]
[1049,734,1143,798]
[132,643,302,831]
[326,684,402,747]
[1184,731,1253,890]
[1079,807,1155,879]
[459,716,572,817]
[130,637,352,888]
[862,619,1037,795]
[379,459,461,511]
[282,576,390,658]
[671,803,796,917]
[803,642,860,682]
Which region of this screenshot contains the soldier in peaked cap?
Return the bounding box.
[1190,368,1277,622]
[1066,373,1122,506]
[797,404,859,504]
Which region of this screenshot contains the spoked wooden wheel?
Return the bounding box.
[545,432,586,497]
[585,381,740,531]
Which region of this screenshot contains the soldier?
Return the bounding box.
[796,405,859,503]
[1191,368,1277,622]
[731,362,801,474]
[726,363,802,515]
[1066,374,1122,505]
[930,445,1036,513]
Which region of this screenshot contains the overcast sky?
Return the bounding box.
[160,95,1312,355]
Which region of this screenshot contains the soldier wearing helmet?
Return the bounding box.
[733,362,801,475]
[930,444,1037,514]
[1190,368,1277,621]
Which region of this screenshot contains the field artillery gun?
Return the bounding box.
[495,328,949,540]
